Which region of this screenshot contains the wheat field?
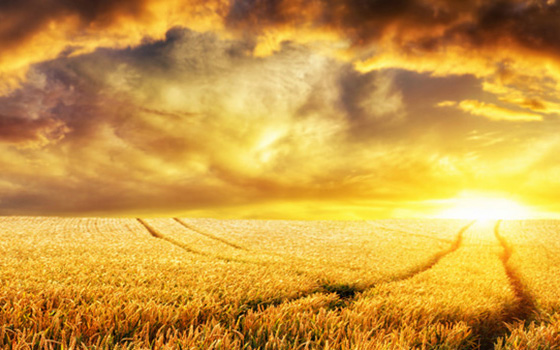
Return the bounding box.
[0,217,558,349]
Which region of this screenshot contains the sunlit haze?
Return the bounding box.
[435,193,534,221]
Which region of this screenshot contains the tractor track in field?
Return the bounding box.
[136,218,362,307]
[138,218,485,330]
[136,218,262,267]
[136,218,346,282]
[389,220,475,282]
[139,218,475,288]
[137,218,351,271]
[228,219,537,350]
[234,220,478,316]
[173,218,247,250]
[137,218,282,267]
[476,220,538,350]
[174,218,364,271]
[494,220,537,323]
[137,218,210,257]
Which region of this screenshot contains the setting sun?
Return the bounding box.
[436,193,533,220]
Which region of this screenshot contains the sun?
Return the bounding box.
[436,192,533,220]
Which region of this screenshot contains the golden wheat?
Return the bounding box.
[0,217,555,349]
[490,220,560,349]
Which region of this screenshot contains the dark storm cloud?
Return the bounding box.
[472,1,560,51]
[223,0,560,106]
[3,0,559,61]
[3,0,560,91]
[225,0,560,52]
[225,0,448,40]
[0,0,146,48]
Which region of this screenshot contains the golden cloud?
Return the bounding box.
[3,0,560,93]
[2,1,560,217]
[0,0,228,93]
[0,29,484,217]
[456,100,543,122]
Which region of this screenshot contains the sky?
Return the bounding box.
[1,0,560,219]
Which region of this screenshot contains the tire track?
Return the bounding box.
[173,219,365,271]
[173,219,367,272]
[239,220,478,316]
[138,218,343,272]
[137,218,477,320]
[173,218,247,250]
[137,218,312,271]
[145,218,475,290]
[137,218,354,310]
[388,220,475,282]
[235,220,478,327]
[494,220,537,322]
[137,218,209,256]
[140,218,475,285]
[477,220,538,350]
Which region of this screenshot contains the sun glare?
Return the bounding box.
[436,193,533,220]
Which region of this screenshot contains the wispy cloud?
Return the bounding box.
[457,100,543,122]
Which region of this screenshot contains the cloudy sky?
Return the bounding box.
[1,0,560,219]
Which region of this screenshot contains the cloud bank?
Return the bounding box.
[1,1,560,217]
